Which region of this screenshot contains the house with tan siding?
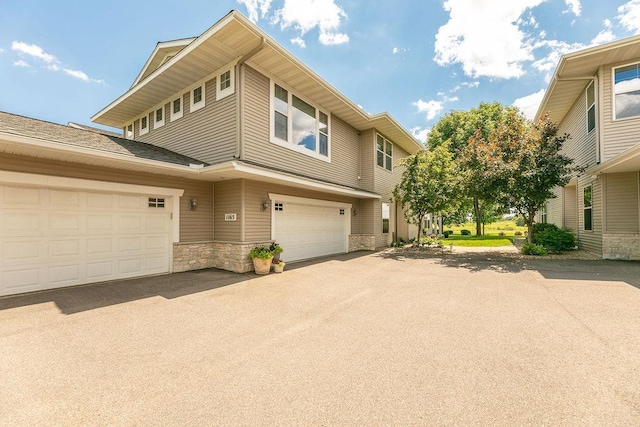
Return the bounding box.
[0,10,421,297]
[537,35,640,260]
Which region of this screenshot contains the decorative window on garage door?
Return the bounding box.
[148,197,165,208]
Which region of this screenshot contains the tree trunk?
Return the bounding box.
[526,212,535,243]
[417,214,423,246]
[473,198,483,236]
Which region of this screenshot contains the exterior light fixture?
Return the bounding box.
[189,198,198,210]
[261,199,270,211]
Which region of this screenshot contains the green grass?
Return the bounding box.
[436,219,527,247]
[441,234,514,247]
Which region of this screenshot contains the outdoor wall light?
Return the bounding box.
[353,209,358,216]
[189,198,198,211]
[261,199,270,211]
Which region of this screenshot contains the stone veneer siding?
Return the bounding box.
[349,234,376,251]
[173,242,217,272]
[602,233,640,260]
[210,241,273,273]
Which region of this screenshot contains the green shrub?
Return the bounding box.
[521,242,547,256]
[515,217,525,227]
[533,227,576,252]
[390,241,404,247]
[249,246,273,259]
[268,242,283,254]
[443,230,451,238]
[532,222,559,235]
[446,230,454,235]
[461,229,471,235]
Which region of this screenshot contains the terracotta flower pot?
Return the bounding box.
[252,257,273,274]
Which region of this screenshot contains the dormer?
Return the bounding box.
[131,38,196,89]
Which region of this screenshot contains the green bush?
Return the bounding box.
[443,230,451,238]
[515,217,525,227]
[446,230,454,235]
[249,246,273,259]
[390,241,404,247]
[533,226,576,252]
[461,229,471,235]
[521,242,547,256]
[532,222,559,235]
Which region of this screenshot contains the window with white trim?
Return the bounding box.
[382,203,390,234]
[139,114,149,136]
[586,82,595,133]
[376,134,393,171]
[154,106,165,129]
[541,205,547,224]
[216,67,234,100]
[171,96,183,121]
[583,186,592,231]
[614,62,640,120]
[191,84,205,112]
[148,197,165,208]
[271,82,330,160]
[125,123,133,139]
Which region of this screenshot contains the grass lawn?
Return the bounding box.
[435,219,527,247]
[441,234,515,247]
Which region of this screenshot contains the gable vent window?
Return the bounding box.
[148,197,165,208]
[271,82,331,161]
[275,203,283,211]
[217,67,235,100]
[586,82,595,133]
[140,115,149,136]
[155,106,165,129]
[191,84,205,112]
[171,96,183,121]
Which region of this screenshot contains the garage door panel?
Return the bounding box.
[1,186,172,297]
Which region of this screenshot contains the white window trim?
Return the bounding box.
[216,66,235,101]
[376,133,393,172]
[382,202,390,234]
[139,114,149,136]
[269,79,332,163]
[154,105,165,129]
[190,83,206,113]
[583,185,593,232]
[125,123,134,139]
[586,81,595,134]
[170,96,183,122]
[612,61,640,122]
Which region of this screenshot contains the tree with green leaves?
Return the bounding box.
[428,102,519,235]
[393,144,457,241]
[497,114,581,242]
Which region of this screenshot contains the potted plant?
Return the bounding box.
[269,242,283,261]
[249,246,273,275]
[273,260,286,273]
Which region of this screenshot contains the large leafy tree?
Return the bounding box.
[497,114,581,242]
[393,144,457,241]
[428,102,519,235]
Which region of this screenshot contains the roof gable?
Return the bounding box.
[131,38,196,88]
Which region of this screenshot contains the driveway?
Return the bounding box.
[1,250,639,425]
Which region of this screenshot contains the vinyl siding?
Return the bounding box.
[564,186,578,232]
[242,66,361,188]
[546,187,564,227]
[135,78,237,164]
[243,179,361,242]
[558,90,597,170]
[602,62,640,161]
[359,129,375,192]
[604,172,639,233]
[213,180,242,242]
[0,152,213,242]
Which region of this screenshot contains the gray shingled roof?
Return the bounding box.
[67,122,123,138]
[0,111,207,167]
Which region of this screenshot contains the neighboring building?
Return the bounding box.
[537,34,640,260]
[0,10,421,297]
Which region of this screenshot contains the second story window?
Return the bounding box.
[217,67,234,100]
[586,82,595,133]
[140,114,149,136]
[376,134,393,171]
[271,82,330,161]
[171,96,183,121]
[191,84,205,112]
[155,106,165,129]
[614,62,640,120]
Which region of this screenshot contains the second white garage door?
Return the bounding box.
[271,194,351,262]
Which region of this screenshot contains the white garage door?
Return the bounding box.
[272,195,351,262]
[0,185,172,297]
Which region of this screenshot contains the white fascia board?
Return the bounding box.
[131,38,197,89]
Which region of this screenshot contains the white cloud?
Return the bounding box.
[11,41,58,64]
[591,19,616,45]
[617,0,640,33]
[273,0,349,46]
[291,37,306,48]
[564,0,581,16]
[0,48,4,53]
[531,39,585,81]
[411,126,430,144]
[434,0,544,79]
[13,60,29,67]
[237,0,273,22]
[392,47,409,54]
[63,68,105,84]
[513,89,545,120]
[413,99,444,121]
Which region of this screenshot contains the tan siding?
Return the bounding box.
[605,172,639,232]
[577,176,603,254]
[136,79,237,164]
[243,179,361,242]
[359,199,375,235]
[242,66,361,188]
[564,186,578,232]
[602,63,640,161]
[359,129,375,192]
[0,153,213,242]
[213,180,242,241]
[546,187,564,227]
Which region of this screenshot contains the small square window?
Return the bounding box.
[148,197,165,208]
[155,106,165,129]
[191,84,205,112]
[140,115,149,136]
[217,67,234,100]
[220,70,231,91]
[275,203,283,211]
[340,209,345,215]
[125,124,133,139]
[171,97,183,121]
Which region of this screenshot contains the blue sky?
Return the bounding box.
[1,0,639,142]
